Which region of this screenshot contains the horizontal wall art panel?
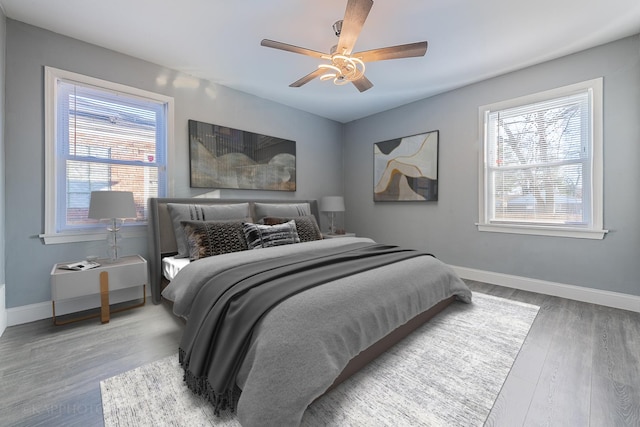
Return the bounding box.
[189,120,296,191]
[374,130,439,201]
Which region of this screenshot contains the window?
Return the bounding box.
[42,67,174,244]
[478,78,606,239]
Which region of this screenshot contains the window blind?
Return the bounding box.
[56,80,167,231]
[485,90,591,226]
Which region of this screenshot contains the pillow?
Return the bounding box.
[181,219,251,260]
[259,215,322,242]
[243,220,300,249]
[253,202,311,219]
[167,203,251,258]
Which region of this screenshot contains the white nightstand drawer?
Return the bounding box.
[51,255,147,301]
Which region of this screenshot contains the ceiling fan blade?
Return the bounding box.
[351,75,374,92]
[261,39,326,58]
[289,68,326,87]
[337,0,373,55]
[353,41,428,62]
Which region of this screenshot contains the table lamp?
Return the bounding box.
[320,196,345,234]
[88,191,137,261]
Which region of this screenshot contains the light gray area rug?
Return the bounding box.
[101,292,539,427]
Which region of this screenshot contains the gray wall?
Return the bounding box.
[0,9,6,322]
[344,35,640,297]
[5,17,640,310]
[4,20,344,308]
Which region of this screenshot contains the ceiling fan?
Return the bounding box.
[260,0,428,92]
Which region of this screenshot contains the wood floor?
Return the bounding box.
[0,282,638,426]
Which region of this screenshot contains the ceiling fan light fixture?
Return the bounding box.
[319,63,341,73]
[318,54,365,86]
[318,63,340,81]
[319,74,337,81]
[333,75,351,85]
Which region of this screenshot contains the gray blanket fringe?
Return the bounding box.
[179,348,239,416]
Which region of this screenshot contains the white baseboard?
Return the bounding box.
[7,286,146,327]
[6,269,639,326]
[452,265,640,313]
[0,284,7,337]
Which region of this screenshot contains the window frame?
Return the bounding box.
[477,78,607,240]
[41,66,175,244]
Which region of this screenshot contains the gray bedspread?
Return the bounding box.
[162,237,472,426]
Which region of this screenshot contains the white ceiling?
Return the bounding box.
[1,0,640,123]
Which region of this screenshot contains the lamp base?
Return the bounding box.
[105,219,123,262]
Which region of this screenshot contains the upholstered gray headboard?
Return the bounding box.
[147,197,320,304]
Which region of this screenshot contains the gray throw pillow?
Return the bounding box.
[259,215,322,242]
[243,220,300,249]
[253,202,311,219]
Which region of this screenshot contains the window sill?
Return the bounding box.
[476,223,608,240]
[39,225,147,245]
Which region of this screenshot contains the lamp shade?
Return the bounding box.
[88,191,137,219]
[320,196,345,212]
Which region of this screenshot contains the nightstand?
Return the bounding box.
[50,255,147,325]
[323,232,356,239]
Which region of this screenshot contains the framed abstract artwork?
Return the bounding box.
[188,120,296,191]
[374,130,439,201]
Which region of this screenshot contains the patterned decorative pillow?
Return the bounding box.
[259,215,322,242]
[243,220,300,250]
[167,203,251,258]
[181,219,251,260]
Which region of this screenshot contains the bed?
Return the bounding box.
[147,197,472,426]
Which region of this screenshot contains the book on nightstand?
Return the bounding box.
[58,260,101,271]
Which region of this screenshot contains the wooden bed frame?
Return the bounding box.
[146,197,454,395]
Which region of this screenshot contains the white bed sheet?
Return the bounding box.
[162,256,190,282]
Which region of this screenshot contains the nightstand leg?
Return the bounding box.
[100,271,109,323]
